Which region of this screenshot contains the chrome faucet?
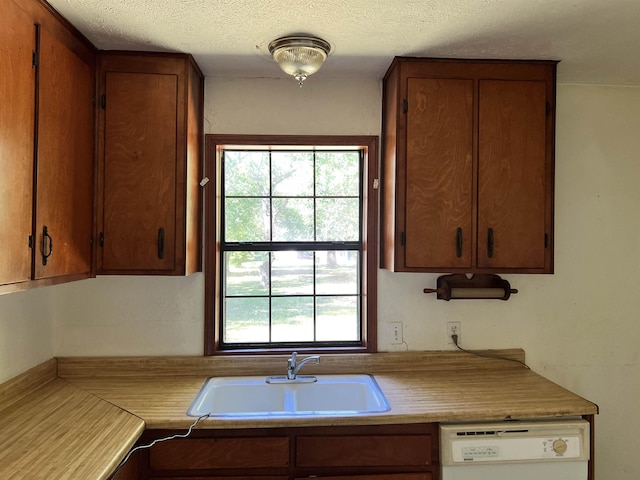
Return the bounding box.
[287,352,320,380]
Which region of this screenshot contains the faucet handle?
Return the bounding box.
[286,352,298,380]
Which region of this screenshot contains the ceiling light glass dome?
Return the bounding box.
[268,36,331,87]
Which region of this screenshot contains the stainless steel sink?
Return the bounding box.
[187,374,390,417]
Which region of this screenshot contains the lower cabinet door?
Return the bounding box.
[149,437,289,470]
[296,434,433,467]
[295,475,432,480]
[151,477,288,480]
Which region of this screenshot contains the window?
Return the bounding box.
[205,135,378,354]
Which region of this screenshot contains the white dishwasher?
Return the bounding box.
[440,418,590,480]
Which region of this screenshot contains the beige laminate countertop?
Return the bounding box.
[0,360,144,480]
[1,351,598,479]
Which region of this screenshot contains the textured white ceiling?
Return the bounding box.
[48,0,640,85]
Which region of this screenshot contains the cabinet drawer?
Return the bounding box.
[150,437,289,470]
[296,435,432,467]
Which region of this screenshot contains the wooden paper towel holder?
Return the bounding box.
[423,274,518,301]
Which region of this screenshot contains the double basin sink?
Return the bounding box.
[188,374,390,418]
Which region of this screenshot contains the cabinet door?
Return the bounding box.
[149,437,289,470]
[150,478,287,480]
[102,71,177,271]
[477,80,548,269]
[296,434,433,467]
[151,477,287,480]
[405,78,473,269]
[0,1,35,285]
[296,475,431,480]
[33,26,93,279]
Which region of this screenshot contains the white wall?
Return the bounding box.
[50,77,382,357]
[50,275,204,356]
[0,287,54,383]
[1,77,639,478]
[203,77,382,136]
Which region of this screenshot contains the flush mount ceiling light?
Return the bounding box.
[268,35,331,87]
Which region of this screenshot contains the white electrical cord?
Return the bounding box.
[109,413,211,479]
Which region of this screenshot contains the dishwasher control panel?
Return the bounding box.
[440,419,590,465]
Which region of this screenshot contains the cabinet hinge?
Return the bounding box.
[373,178,379,189]
[544,233,549,248]
[99,232,104,247]
[403,99,408,114]
[401,232,406,246]
[92,95,96,106]
[101,94,106,109]
[546,101,552,116]
[32,51,38,68]
[28,234,33,249]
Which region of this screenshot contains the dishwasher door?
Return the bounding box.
[440,419,589,480]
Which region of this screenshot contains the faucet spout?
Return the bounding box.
[286,352,320,380]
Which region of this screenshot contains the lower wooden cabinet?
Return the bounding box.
[136,424,438,480]
[296,475,431,480]
[150,478,287,480]
[147,477,428,480]
[150,437,289,470]
[296,434,432,468]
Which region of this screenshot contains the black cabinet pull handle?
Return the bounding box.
[41,225,53,266]
[456,227,463,258]
[158,228,165,259]
[487,227,494,258]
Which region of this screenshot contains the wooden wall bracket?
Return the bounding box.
[423,274,518,301]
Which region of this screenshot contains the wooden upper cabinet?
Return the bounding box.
[102,71,178,271]
[34,25,94,280]
[477,79,548,270]
[1,0,95,292]
[0,1,36,286]
[96,53,203,275]
[405,78,473,269]
[381,58,556,274]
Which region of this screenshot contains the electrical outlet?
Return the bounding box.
[447,321,461,344]
[389,322,403,344]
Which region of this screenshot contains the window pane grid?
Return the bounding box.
[221,148,363,348]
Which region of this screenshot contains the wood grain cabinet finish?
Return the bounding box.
[381,57,557,273]
[296,475,432,480]
[296,434,433,467]
[149,437,290,470]
[34,24,94,281]
[0,0,95,292]
[96,52,203,275]
[140,424,437,480]
[0,0,36,287]
[150,477,288,480]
